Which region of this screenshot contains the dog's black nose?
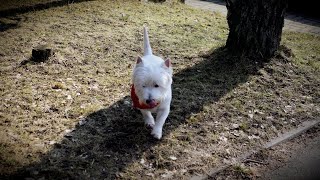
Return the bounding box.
[146,99,152,104]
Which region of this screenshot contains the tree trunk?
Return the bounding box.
[225,0,288,59]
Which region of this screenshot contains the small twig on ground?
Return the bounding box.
[244,158,268,165]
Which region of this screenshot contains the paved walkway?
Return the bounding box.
[260,126,320,180]
[185,0,320,35]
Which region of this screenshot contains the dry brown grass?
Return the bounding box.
[0,0,319,179]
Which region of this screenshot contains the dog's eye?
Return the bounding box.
[154,84,159,88]
[142,85,146,88]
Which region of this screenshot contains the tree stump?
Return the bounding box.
[31,45,52,62]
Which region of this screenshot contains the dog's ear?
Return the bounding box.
[164,58,171,68]
[136,57,143,64]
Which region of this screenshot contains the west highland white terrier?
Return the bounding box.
[131,27,173,139]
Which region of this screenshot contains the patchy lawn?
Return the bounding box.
[0,0,319,179]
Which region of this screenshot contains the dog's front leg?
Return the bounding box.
[151,108,169,139]
[141,110,155,128]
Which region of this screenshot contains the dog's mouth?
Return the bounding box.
[146,101,159,108]
[142,98,159,108]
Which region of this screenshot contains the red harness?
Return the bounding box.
[131,85,158,109]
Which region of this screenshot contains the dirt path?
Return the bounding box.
[259,125,320,180]
[185,0,320,35]
[212,124,320,179]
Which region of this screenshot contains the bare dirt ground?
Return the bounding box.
[0,0,319,179]
[213,124,320,180]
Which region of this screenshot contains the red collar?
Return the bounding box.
[131,85,158,109]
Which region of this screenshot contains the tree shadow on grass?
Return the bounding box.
[0,20,19,32]
[6,47,264,179]
[0,0,94,32]
[0,0,92,18]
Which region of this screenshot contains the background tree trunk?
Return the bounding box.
[225,0,288,59]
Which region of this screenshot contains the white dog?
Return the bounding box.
[131,27,173,139]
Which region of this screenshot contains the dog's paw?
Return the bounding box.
[144,118,155,128]
[151,128,162,140]
[145,122,155,129]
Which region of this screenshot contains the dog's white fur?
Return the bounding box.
[132,27,173,139]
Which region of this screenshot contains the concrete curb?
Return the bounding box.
[191,120,320,180]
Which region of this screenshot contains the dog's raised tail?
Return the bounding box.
[143,27,152,56]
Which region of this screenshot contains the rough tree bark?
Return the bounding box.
[225,0,288,59]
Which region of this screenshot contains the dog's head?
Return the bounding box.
[133,56,172,108]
